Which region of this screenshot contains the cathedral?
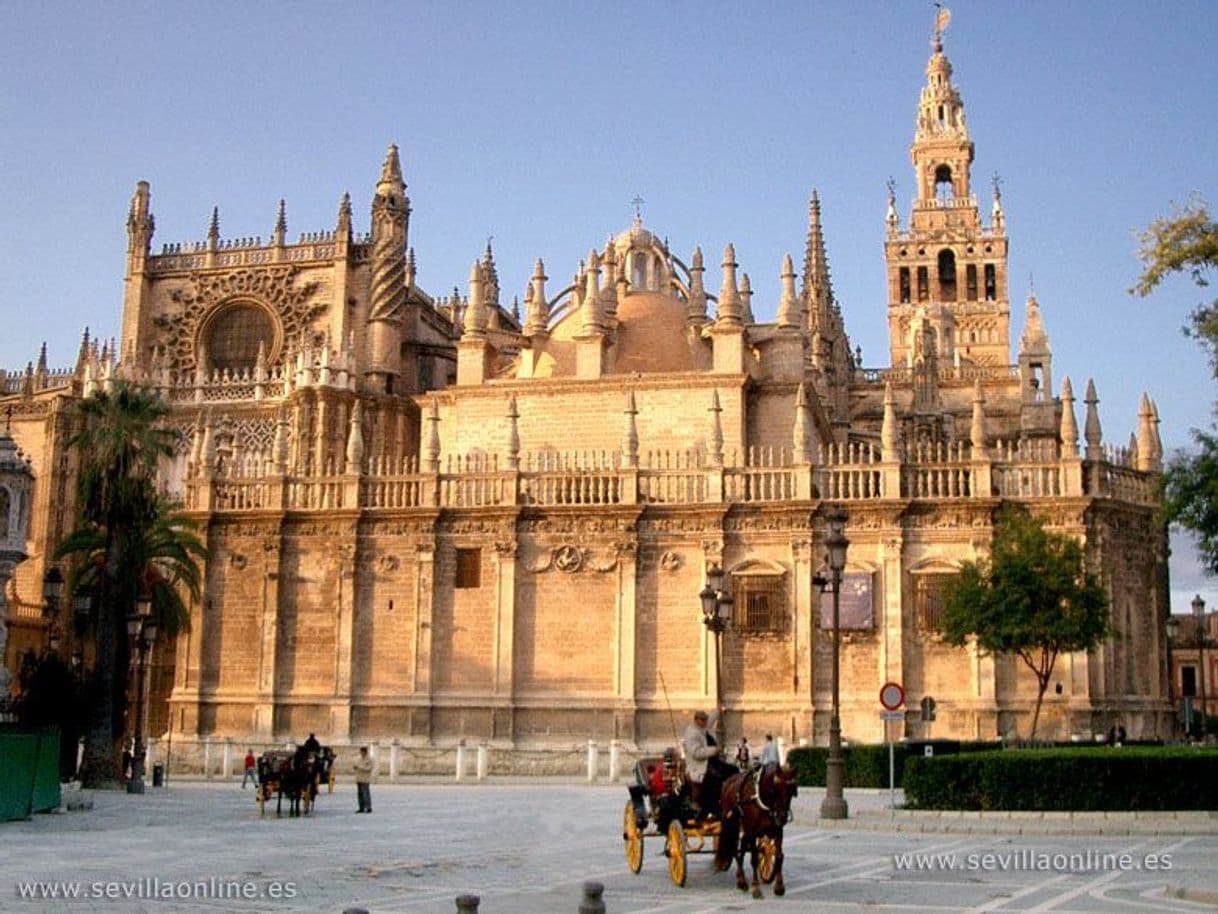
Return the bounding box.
[0,20,1173,771]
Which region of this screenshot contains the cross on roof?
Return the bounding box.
[631,196,645,222]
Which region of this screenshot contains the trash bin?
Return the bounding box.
[152,763,164,787]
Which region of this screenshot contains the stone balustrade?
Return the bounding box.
[181,438,1158,513]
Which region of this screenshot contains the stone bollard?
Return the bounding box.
[608,739,621,782]
[455,740,466,782]
[476,743,488,780]
[389,738,400,779]
[455,894,479,912]
[76,736,85,777]
[776,737,786,766]
[223,738,233,780]
[586,740,598,783]
[203,737,213,779]
[579,880,606,914]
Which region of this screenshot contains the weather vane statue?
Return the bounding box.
[932,4,951,48]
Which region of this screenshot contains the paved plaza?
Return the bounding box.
[5,780,1218,913]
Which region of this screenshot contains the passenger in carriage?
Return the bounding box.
[302,733,321,755]
[682,709,728,815]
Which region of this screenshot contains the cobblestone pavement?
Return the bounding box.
[5,781,1218,913]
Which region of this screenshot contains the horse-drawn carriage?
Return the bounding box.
[622,752,796,897]
[256,746,336,817]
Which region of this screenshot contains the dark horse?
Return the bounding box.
[714,763,798,898]
[275,749,316,817]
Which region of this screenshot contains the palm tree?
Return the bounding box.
[56,382,197,787]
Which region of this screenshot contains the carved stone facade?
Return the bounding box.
[0,21,1173,762]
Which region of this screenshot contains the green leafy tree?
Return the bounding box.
[940,506,1111,740]
[55,382,200,788]
[1132,198,1218,574]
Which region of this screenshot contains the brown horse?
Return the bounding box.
[714,763,798,898]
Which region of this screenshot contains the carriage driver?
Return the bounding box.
[681,709,722,814]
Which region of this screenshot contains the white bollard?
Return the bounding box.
[76,737,84,779]
[223,738,233,780]
[476,743,488,780]
[608,739,621,782]
[776,737,787,766]
[203,737,213,779]
[389,739,400,779]
[586,740,598,783]
[455,740,466,781]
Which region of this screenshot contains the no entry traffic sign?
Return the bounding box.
[879,681,905,711]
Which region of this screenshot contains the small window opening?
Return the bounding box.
[966,264,978,301]
[455,548,481,589]
[937,249,957,301]
[916,266,929,302]
[934,165,953,202]
[899,267,911,304]
[984,264,997,301]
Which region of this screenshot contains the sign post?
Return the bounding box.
[878,682,905,815]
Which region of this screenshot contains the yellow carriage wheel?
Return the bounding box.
[623,801,644,874]
[666,820,687,887]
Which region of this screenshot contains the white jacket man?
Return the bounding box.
[681,709,721,784]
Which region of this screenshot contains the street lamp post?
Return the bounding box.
[699,564,733,749]
[1194,595,1209,740]
[42,566,63,651]
[819,507,850,820]
[1167,614,1181,735]
[126,594,155,795]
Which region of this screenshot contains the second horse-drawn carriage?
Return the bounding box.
[256,745,336,817]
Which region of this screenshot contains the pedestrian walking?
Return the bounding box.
[241,748,258,788]
[735,736,751,768]
[353,746,373,813]
[760,733,780,766]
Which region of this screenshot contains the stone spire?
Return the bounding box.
[506,395,520,470]
[1083,378,1103,459]
[207,206,220,252]
[885,178,899,237]
[777,253,800,330]
[991,173,1005,232]
[405,247,417,288]
[1059,377,1079,457]
[715,245,743,326]
[126,181,154,260]
[686,246,708,324]
[1149,398,1163,468]
[273,199,287,247]
[708,390,724,467]
[344,400,364,473]
[367,143,410,391]
[425,398,441,472]
[793,382,812,464]
[881,381,900,461]
[336,192,352,243]
[622,391,639,468]
[524,259,549,337]
[802,191,828,314]
[579,250,603,335]
[970,379,987,456]
[273,406,289,473]
[1019,291,1049,354]
[462,260,488,338]
[739,273,754,324]
[1136,392,1158,472]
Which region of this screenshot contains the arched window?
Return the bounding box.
[0,486,9,539]
[937,249,957,301]
[204,303,275,374]
[934,165,954,202]
[898,267,911,303]
[917,266,929,302]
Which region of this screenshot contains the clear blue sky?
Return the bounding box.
[1,1,1215,610]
